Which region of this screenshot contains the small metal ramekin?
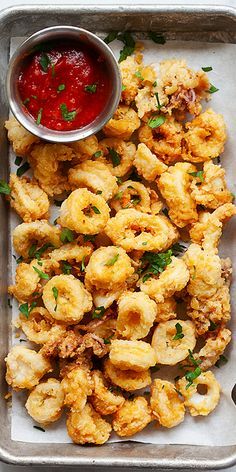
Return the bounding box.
[6,26,121,143]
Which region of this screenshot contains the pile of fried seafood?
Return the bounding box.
[4,46,235,445]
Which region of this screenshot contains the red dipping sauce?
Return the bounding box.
[17,42,111,131]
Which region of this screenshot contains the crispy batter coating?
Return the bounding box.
[8,260,40,302]
[105,209,179,252]
[184,109,226,162]
[90,370,125,415]
[61,366,93,411]
[68,160,118,201]
[9,174,50,222]
[119,55,143,105]
[176,371,220,416]
[104,359,151,392]
[12,220,61,259]
[152,319,196,365]
[25,378,64,425]
[67,403,112,445]
[155,297,177,323]
[113,396,152,437]
[109,339,156,372]
[15,307,66,345]
[49,243,92,265]
[196,328,231,371]
[92,287,125,310]
[5,117,40,157]
[42,274,92,324]
[150,379,185,428]
[5,346,51,390]
[59,188,110,235]
[98,138,136,177]
[103,105,140,140]
[158,162,198,227]
[85,246,134,291]
[116,291,157,340]
[134,143,168,181]
[110,180,152,213]
[68,135,99,162]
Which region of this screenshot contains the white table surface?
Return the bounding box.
[1,0,236,470]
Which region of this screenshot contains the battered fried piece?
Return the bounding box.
[134,143,168,181]
[113,397,152,437]
[69,135,99,162]
[135,85,160,119]
[5,346,51,390]
[92,287,125,310]
[98,138,136,177]
[155,297,177,323]
[42,274,93,324]
[116,291,157,340]
[15,307,66,345]
[158,162,198,228]
[151,319,196,365]
[103,105,141,140]
[59,188,110,235]
[61,366,93,412]
[5,117,40,157]
[68,160,118,201]
[150,379,185,428]
[90,370,125,415]
[119,55,143,105]
[8,260,40,302]
[138,117,185,165]
[85,246,134,291]
[196,328,231,371]
[80,318,117,342]
[184,109,226,162]
[12,220,61,259]
[49,243,92,266]
[9,174,50,222]
[28,143,75,196]
[109,339,156,372]
[67,403,112,445]
[104,359,151,392]
[176,371,220,416]
[110,180,152,214]
[25,378,64,425]
[105,209,179,252]
[140,256,189,304]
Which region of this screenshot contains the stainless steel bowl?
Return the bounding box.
[6,26,121,143]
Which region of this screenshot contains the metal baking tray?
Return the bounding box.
[1,3,236,468]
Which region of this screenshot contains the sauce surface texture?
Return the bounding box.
[18,42,110,131]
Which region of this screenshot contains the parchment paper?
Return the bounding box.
[9,37,236,445]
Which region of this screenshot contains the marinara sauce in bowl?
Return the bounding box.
[7,26,121,142]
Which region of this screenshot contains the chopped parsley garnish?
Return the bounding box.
[148,114,166,129]
[52,286,58,311]
[142,242,148,246]
[92,306,105,319]
[104,31,118,44]
[85,84,97,93]
[141,250,172,282]
[122,84,126,91]
[114,191,123,200]
[19,301,37,319]
[62,261,72,274]
[103,334,113,344]
[188,349,201,368]
[39,53,50,72]
[60,103,76,122]
[191,265,196,280]
[15,156,22,166]
[16,162,30,177]
[148,32,166,44]
[0,180,11,195]
[57,84,65,92]
[96,190,102,195]
[83,234,96,243]
[15,255,23,264]
[93,150,102,158]
[51,63,55,77]
[92,206,101,214]
[185,366,202,389]
[209,320,218,331]
[118,32,135,63]
[105,253,119,266]
[202,66,212,72]
[60,228,74,243]
[162,208,169,217]
[209,84,219,94]
[28,244,37,258]
[155,92,162,110]
[23,98,30,105]
[153,81,157,87]
[215,354,228,368]
[173,322,184,340]
[33,266,50,280]
[107,147,121,167]
[31,95,37,99]
[33,425,45,432]
[188,170,204,182]
[81,256,86,272]
[135,70,144,80]
[36,108,43,125]
[130,196,141,206]
[29,243,53,260]
[116,176,123,185]
[171,243,186,255]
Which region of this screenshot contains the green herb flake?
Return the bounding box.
[60,103,76,122]
[92,306,106,319]
[31,95,37,99]
[148,32,166,44]
[92,206,101,214]
[103,334,114,344]
[131,196,141,206]
[14,156,22,166]
[39,53,51,72]
[23,98,30,105]
[36,108,43,126]
[114,191,123,200]
[191,265,196,280]
[209,84,219,94]
[118,32,135,63]
[52,286,58,311]
[28,244,37,258]
[188,170,204,182]
[105,253,119,267]
[162,208,169,217]
[60,228,74,243]
[209,320,218,331]
[104,31,118,44]
[93,150,102,158]
[141,249,172,282]
[107,147,121,167]
[51,63,55,78]
[185,366,202,389]
[188,349,201,368]
[33,266,50,280]
[62,261,72,275]
[142,242,148,246]
[33,425,45,432]
[85,84,97,94]
[135,70,144,80]
[81,256,86,272]
[215,354,228,368]
[19,301,37,319]
[148,114,166,129]
[96,190,102,195]
[83,234,96,243]
[153,80,157,87]
[230,192,235,201]
[0,180,11,195]
[16,255,23,264]
[122,84,126,91]
[16,162,30,177]
[173,322,184,341]
[155,92,162,110]
[116,176,123,185]
[202,66,212,72]
[57,84,65,92]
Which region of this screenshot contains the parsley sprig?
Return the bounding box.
[173,322,184,341]
[140,250,172,282]
[92,306,105,319]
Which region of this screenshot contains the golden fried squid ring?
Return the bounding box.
[67,403,112,445]
[25,378,64,425]
[90,370,125,415]
[98,138,136,177]
[104,359,151,392]
[176,371,220,416]
[9,174,50,222]
[151,319,196,365]
[92,287,125,310]
[134,143,167,181]
[12,220,61,259]
[68,135,99,162]
[190,161,233,209]
[138,117,184,165]
[119,55,143,105]
[42,274,92,324]
[59,188,110,235]
[85,246,134,291]
[5,117,40,157]
[184,109,226,162]
[196,328,231,371]
[110,180,152,213]
[155,297,177,323]
[113,397,152,437]
[49,243,92,266]
[15,307,66,345]
[158,162,198,228]
[109,339,156,372]
[68,160,118,201]
[140,256,189,304]
[103,104,141,140]
[5,346,51,390]
[61,366,94,412]
[8,260,41,302]
[150,379,185,428]
[116,291,157,340]
[105,209,179,252]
